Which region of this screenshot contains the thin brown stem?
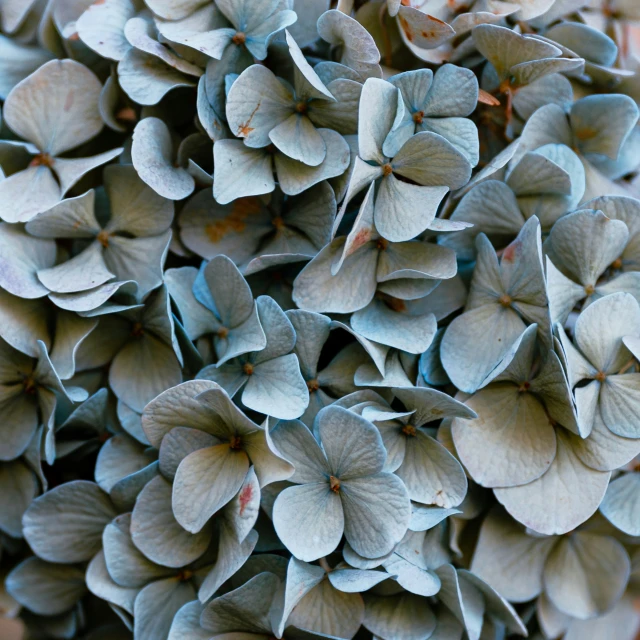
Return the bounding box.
[318,557,332,572]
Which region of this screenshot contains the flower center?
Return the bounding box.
[377,238,389,251]
[217,326,229,339]
[584,284,595,296]
[611,258,623,270]
[232,32,246,45]
[518,381,531,393]
[229,436,243,450]
[329,476,341,493]
[307,379,320,392]
[412,110,424,124]
[595,371,607,382]
[295,101,308,114]
[272,216,285,230]
[131,322,144,338]
[23,375,37,395]
[402,424,417,437]
[498,294,512,307]
[29,153,54,168]
[177,569,193,582]
[97,230,110,248]
[243,363,254,376]
[382,163,393,176]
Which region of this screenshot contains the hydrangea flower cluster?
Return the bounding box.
[1,1,640,639]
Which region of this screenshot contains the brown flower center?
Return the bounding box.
[217,326,229,339]
[29,153,54,168]
[229,436,243,450]
[518,381,531,393]
[498,294,512,307]
[177,569,193,582]
[243,363,254,376]
[97,230,110,248]
[131,322,144,338]
[295,101,308,114]
[232,32,246,45]
[329,476,341,493]
[611,258,623,270]
[402,424,417,437]
[272,216,285,230]
[377,238,389,251]
[595,371,607,382]
[307,379,320,392]
[23,375,37,395]
[584,284,596,296]
[412,110,424,124]
[382,163,393,176]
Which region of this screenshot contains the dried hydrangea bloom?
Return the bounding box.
[2,1,640,638]
[142,380,293,533]
[213,129,350,203]
[441,217,550,393]
[197,295,309,419]
[225,33,360,164]
[334,77,472,242]
[472,508,631,620]
[25,165,174,302]
[151,0,296,62]
[557,292,640,439]
[293,183,457,350]
[166,255,266,364]
[271,405,411,561]
[442,143,585,260]
[513,94,640,200]
[0,60,123,223]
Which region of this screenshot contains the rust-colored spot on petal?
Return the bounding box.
[238,483,253,514]
[329,476,341,493]
[426,14,447,25]
[398,16,413,41]
[501,241,518,263]
[575,127,598,141]
[205,198,261,243]
[64,91,74,112]
[238,102,260,137]
[350,228,373,251]
[478,89,500,106]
